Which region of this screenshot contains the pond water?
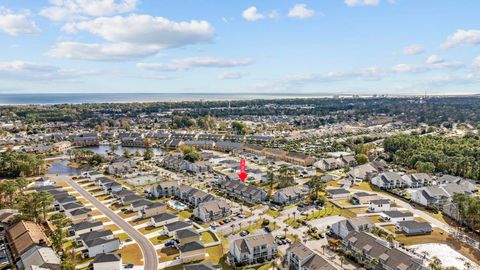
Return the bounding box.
[47,160,82,176]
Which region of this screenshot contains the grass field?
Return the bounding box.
[201,231,218,244]
[116,244,143,265]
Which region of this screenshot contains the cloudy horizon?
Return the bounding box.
[0,0,479,95]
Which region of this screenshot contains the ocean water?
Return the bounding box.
[0,93,337,105]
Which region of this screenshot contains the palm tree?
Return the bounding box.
[266,170,276,198]
[283,227,288,238]
[321,244,327,255]
[385,233,395,244]
[428,256,442,270]
[230,224,235,234]
[339,256,346,268]
[34,191,54,223]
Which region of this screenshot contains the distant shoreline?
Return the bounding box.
[0,92,477,105]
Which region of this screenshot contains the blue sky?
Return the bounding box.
[0,0,479,94]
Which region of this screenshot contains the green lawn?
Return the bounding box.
[149,235,171,245]
[265,209,281,218]
[201,231,218,244]
[178,210,193,220]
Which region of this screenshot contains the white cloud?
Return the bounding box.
[392,64,426,74]
[0,60,96,81]
[473,56,480,68]
[47,42,160,61]
[137,57,253,71]
[345,0,380,7]
[218,71,248,80]
[0,7,40,35]
[49,15,214,61]
[242,6,277,21]
[426,55,444,64]
[40,0,137,21]
[392,60,463,74]
[402,44,424,55]
[288,4,315,19]
[62,15,214,48]
[442,29,480,49]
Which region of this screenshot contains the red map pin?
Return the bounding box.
[238,159,248,182]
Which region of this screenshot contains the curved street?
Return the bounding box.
[61,176,158,270]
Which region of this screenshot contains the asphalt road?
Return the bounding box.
[64,177,158,270]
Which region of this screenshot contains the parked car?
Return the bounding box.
[165,240,176,247]
[124,263,134,268]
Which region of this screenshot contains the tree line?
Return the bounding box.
[383,134,480,179]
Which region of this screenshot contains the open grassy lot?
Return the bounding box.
[368,215,383,223]
[150,235,171,245]
[115,233,131,242]
[178,210,193,220]
[95,216,111,223]
[116,244,143,265]
[284,202,356,227]
[104,224,120,232]
[158,247,179,263]
[128,217,150,226]
[138,225,163,234]
[201,231,218,244]
[265,209,281,218]
[118,210,137,218]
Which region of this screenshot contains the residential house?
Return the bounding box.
[402,173,432,188]
[367,199,393,213]
[34,178,53,188]
[381,211,414,223]
[69,221,104,237]
[284,152,316,167]
[350,192,379,205]
[120,194,144,206]
[215,141,242,152]
[139,202,166,219]
[395,221,432,236]
[315,158,341,171]
[218,179,268,204]
[272,186,307,205]
[150,181,179,198]
[179,241,205,263]
[371,172,406,189]
[331,217,374,239]
[162,221,193,237]
[326,188,350,199]
[410,182,474,208]
[341,231,427,270]
[150,213,178,228]
[193,200,230,223]
[52,141,71,152]
[228,233,277,266]
[77,230,120,258]
[284,241,336,270]
[60,201,84,213]
[65,207,92,224]
[91,253,122,270]
[17,245,60,270]
[175,228,200,246]
[340,156,357,168]
[177,185,216,207]
[74,133,99,147]
[6,221,51,259]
